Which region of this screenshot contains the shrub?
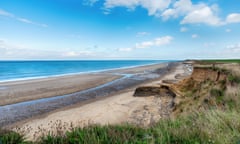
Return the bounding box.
[228,74,240,84]
[210,88,224,97]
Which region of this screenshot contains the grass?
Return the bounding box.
[228,74,240,84]
[201,59,240,63]
[1,109,240,144]
[210,88,224,103]
[0,129,29,144]
[40,125,153,144]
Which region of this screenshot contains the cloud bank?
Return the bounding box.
[118,36,173,52]
[103,0,171,16]
[0,39,98,59]
[135,36,173,49]
[88,0,240,26]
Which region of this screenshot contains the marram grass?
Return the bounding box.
[1,110,240,144]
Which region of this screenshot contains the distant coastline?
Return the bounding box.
[0,60,177,82]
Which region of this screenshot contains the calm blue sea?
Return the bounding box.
[0,60,173,82]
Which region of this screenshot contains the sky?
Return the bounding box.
[0,0,240,60]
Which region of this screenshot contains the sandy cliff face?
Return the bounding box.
[174,67,227,93]
[171,64,240,116]
[191,67,227,82]
[133,63,238,119]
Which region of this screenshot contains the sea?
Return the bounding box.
[0,60,173,82]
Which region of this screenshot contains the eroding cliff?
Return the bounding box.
[132,62,240,120]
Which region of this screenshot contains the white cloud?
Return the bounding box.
[226,44,240,53]
[191,34,198,38]
[136,32,150,37]
[17,18,33,24]
[63,51,79,57]
[181,7,221,25]
[17,17,48,27]
[83,0,99,6]
[162,0,223,26]
[0,9,14,17]
[226,13,240,24]
[104,0,139,10]
[0,9,47,27]
[180,27,188,32]
[0,39,99,59]
[118,48,133,52]
[136,41,154,49]
[161,9,175,20]
[117,36,173,53]
[155,36,172,45]
[85,0,240,26]
[162,0,193,20]
[135,36,173,49]
[103,0,171,16]
[0,39,27,50]
[139,0,171,16]
[221,43,240,58]
[62,51,94,57]
[203,42,215,47]
[162,0,240,26]
[0,39,43,59]
[225,29,231,32]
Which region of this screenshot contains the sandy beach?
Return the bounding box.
[0,62,177,126]
[0,62,169,106]
[5,62,191,140]
[0,74,121,106]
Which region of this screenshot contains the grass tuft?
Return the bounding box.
[0,128,30,144]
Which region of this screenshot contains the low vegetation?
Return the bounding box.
[1,60,240,144]
[228,74,240,84]
[0,129,28,144]
[1,109,240,144]
[202,59,240,63]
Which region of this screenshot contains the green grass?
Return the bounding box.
[210,88,224,103]
[202,59,240,63]
[0,129,29,144]
[228,74,240,84]
[210,89,222,98]
[1,110,240,144]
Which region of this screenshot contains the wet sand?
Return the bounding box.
[0,74,121,106]
[0,62,176,127]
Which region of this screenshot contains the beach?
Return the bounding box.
[0,74,121,106]
[0,62,171,106]
[0,62,176,126]
[0,61,191,140]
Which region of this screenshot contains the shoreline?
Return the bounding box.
[0,61,175,83]
[0,62,178,127]
[0,62,174,106]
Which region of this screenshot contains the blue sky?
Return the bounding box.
[0,0,240,60]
